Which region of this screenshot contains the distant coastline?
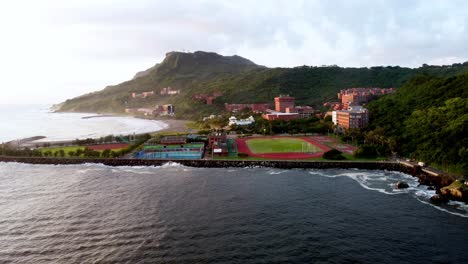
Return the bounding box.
[0,105,170,144]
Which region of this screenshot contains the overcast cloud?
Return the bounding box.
[0,0,467,104]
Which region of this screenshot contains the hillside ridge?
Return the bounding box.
[57,51,468,118]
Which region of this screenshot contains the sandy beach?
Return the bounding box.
[153,119,195,133]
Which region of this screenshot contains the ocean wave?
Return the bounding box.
[416,199,468,218]
[268,170,288,175]
[309,169,468,218]
[160,162,185,168]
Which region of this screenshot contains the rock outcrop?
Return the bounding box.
[430,194,449,204]
[395,181,409,189]
[439,181,468,203]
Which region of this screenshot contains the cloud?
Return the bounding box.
[39,0,468,66]
[0,0,467,103]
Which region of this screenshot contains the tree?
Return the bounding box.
[101,149,111,158]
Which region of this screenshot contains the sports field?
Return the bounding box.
[236,136,330,159]
[246,138,321,153]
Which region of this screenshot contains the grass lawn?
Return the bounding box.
[39,146,127,157]
[246,138,322,154]
[39,146,85,157]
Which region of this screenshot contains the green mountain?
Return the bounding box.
[57,51,468,119]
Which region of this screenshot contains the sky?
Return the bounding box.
[0,0,467,104]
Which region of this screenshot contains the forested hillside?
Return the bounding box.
[57,51,468,119]
[366,73,468,174]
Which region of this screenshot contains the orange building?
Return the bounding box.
[274,95,295,112]
[332,106,369,129]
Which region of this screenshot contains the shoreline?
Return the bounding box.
[11,118,193,148]
[0,155,448,183]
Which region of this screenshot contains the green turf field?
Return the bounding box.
[245,138,321,153]
[39,146,124,157]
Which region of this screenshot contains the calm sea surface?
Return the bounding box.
[0,162,467,263]
[0,104,167,143]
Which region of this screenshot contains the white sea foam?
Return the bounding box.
[160,162,186,168]
[417,199,468,218]
[268,170,287,175]
[309,169,468,218]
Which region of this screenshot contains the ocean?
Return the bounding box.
[0,162,467,263]
[0,104,167,143]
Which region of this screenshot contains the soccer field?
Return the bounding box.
[245,138,322,153]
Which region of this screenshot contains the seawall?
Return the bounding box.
[1,156,461,202]
[0,156,430,177]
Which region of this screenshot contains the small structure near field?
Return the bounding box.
[208,132,228,156]
[228,116,255,126]
[134,135,205,159]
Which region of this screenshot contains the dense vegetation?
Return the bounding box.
[57,51,468,120]
[323,149,346,160]
[361,73,467,174]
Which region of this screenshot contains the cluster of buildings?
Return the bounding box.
[128,88,180,117]
[125,104,175,116]
[324,87,395,110]
[131,87,181,99]
[192,92,223,105]
[338,87,395,109]
[160,87,180,96]
[322,88,395,129]
[262,95,315,121]
[131,91,154,99]
[130,86,388,131]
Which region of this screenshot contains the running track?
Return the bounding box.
[236,136,331,159]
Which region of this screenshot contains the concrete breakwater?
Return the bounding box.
[0,155,433,178]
